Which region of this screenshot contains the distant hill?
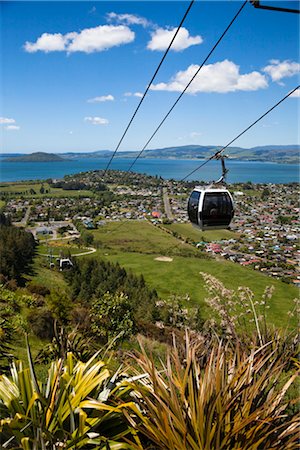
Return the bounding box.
[115,145,299,163]
[4,152,66,162]
[62,150,112,159]
[3,145,299,164]
[140,145,300,163]
[59,145,299,163]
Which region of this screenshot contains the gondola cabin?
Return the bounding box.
[188,187,234,231]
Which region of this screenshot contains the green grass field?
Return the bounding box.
[93,251,297,328]
[163,223,239,242]
[93,220,199,256]
[30,262,70,294]
[28,220,298,329]
[89,220,298,328]
[0,200,6,209]
[0,182,94,198]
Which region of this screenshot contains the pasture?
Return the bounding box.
[163,222,239,242]
[90,220,298,328]
[93,220,199,256]
[0,182,93,198]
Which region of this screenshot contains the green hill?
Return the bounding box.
[5,152,65,162]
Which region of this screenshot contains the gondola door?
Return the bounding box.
[188,190,201,226]
[202,191,233,229]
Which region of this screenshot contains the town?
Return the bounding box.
[1,170,299,285]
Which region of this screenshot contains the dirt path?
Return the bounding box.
[39,247,96,257]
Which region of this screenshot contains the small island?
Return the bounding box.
[4,152,66,162]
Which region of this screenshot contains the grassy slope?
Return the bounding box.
[163,223,239,242]
[96,252,297,328]
[0,182,93,198]
[91,221,297,328]
[31,261,70,294]
[30,220,297,328]
[93,221,198,255]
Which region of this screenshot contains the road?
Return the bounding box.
[13,206,31,227]
[163,187,173,220]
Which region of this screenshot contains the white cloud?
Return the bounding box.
[290,88,300,98]
[0,117,16,124]
[87,94,114,103]
[68,26,134,53]
[84,116,109,125]
[150,60,268,93]
[263,60,300,82]
[147,27,203,52]
[106,12,150,28]
[24,33,69,53]
[24,25,134,54]
[5,125,20,131]
[124,92,143,98]
[190,131,202,139]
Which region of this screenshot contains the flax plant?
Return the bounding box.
[0,341,138,449]
[123,335,299,450]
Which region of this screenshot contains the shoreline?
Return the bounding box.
[0,158,299,184]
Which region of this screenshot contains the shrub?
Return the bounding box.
[70,305,91,331]
[26,282,50,297]
[27,308,55,339]
[91,292,136,343]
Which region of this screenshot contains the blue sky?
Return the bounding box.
[0,1,299,154]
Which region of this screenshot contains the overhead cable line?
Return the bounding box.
[125,0,248,174]
[107,85,299,236]
[103,0,195,176]
[181,85,300,181]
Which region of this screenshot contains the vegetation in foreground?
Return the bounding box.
[0,194,299,448]
[0,251,299,449]
[0,326,298,449]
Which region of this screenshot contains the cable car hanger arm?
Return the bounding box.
[182,85,300,182]
[214,154,229,185]
[250,1,300,14]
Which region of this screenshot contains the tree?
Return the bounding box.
[261,188,270,200]
[0,222,36,283]
[91,292,135,342]
[65,258,157,322]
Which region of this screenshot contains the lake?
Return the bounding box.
[0,156,299,184]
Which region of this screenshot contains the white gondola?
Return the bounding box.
[187,155,234,231]
[188,187,234,231]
